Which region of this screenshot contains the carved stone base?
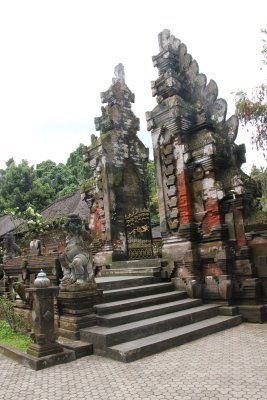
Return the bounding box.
[58,314,97,340]
[27,342,63,358]
[237,305,267,323]
[202,275,233,302]
[233,278,262,304]
[172,276,202,298]
[162,239,198,264]
[57,289,102,340]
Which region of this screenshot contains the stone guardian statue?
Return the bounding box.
[59,214,96,290]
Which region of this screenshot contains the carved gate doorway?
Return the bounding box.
[125,208,154,259]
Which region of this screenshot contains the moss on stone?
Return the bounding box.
[113,169,124,187]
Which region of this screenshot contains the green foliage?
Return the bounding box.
[250,165,267,213]
[0,320,32,352]
[0,159,38,212]
[235,30,267,156]
[0,143,159,226]
[235,85,267,155]
[0,144,92,213]
[0,294,31,334]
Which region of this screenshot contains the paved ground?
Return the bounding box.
[0,323,266,400]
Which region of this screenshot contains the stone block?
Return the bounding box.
[167,197,178,208]
[163,144,173,155]
[163,154,174,165]
[164,164,174,176]
[219,306,239,316]
[166,175,175,186]
[237,305,267,323]
[167,185,177,197]
[170,208,179,218]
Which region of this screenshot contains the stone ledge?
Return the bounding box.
[57,337,93,358]
[237,305,267,323]
[0,342,75,370]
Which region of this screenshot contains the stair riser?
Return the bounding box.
[81,306,219,347]
[96,277,161,291]
[99,270,160,277]
[97,299,202,327]
[99,316,243,363]
[103,283,174,302]
[94,292,187,315]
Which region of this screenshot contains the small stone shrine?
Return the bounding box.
[146,30,263,309]
[82,64,150,263]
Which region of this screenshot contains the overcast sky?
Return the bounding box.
[0,0,266,173]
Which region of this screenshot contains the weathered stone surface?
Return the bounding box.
[147,29,263,305]
[82,64,150,262]
[57,289,102,340]
[27,272,63,359]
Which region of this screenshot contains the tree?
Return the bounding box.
[0,159,37,212]
[235,30,267,157]
[36,160,69,195]
[65,144,92,185]
[0,144,92,213]
[250,165,267,212]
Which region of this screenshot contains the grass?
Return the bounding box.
[0,320,32,352]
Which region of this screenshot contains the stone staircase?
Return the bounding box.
[99,259,163,277]
[80,276,242,362]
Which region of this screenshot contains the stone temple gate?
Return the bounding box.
[81,30,266,312]
[1,30,267,369]
[146,29,262,306]
[82,64,150,263]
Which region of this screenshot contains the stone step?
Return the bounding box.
[96,276,161,291]
[57,337,93,359]
[80,304,220,347]
[96,315,243,362]
[111,259,164,269]
[93,290,187,315]
[99,267,161,277]
[102,282,174,302]
[97,298,203,327]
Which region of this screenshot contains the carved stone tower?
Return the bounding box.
[147,30,261,304]
[82,64,149,262]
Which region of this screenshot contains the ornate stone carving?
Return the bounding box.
[147,30,263,306]
[3,233,21,262]
[95,63,139,133]
[82,64,149,262]
[148,28,239,142]
[59,214,96,290]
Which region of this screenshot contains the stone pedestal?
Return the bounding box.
[26,271,75,367]
[27,286,63,358]
[57,286,102,340]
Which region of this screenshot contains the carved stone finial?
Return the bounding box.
[34,269,50,288]
[158,29,170,51]
[114,63,125,82]
[95,64,139,133]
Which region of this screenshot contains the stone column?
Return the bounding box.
[27,270,74,362]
